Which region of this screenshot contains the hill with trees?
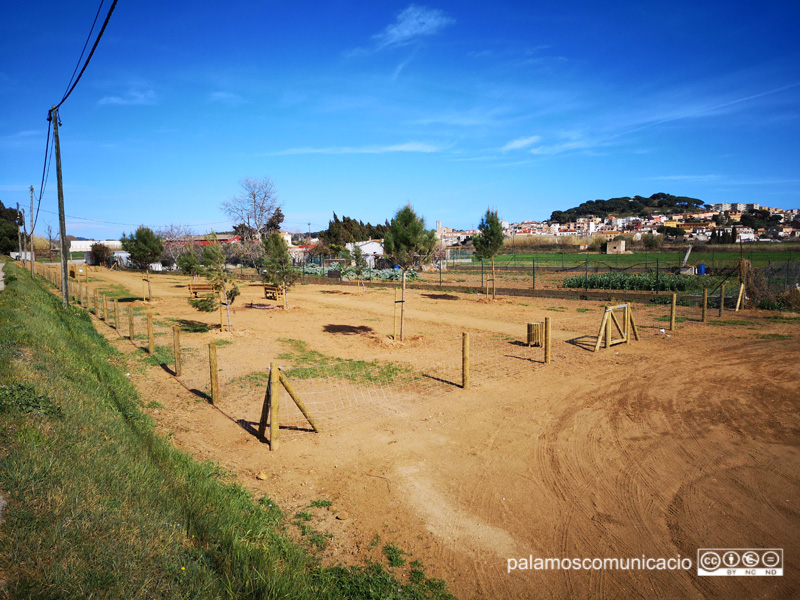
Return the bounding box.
[549,193,705,223]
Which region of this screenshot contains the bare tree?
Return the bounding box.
[222,177,280,243]
[157,224,195,267]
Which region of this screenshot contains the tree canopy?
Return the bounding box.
[319,213,390,246]
[549,193,704,223]
[222,177,281,242]
[383,205,436,272]
[121,226,163,269]
[0,200,23,255]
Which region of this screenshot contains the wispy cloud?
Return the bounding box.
[501,135,541,151]
[208,91,247,106]
[373,5,454,50]
[98,89,157,106]
[645,174,721,182]
[272,141,442,155]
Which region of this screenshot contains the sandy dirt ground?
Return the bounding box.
[77,268,799,599]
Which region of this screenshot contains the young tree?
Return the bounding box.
[383,204,436,341]
[121,226,163,301]
[190,235,240,331]
[89,242,112,267]
[176,244,203,281]
[472,209,505,300]
[262,232,299,309]
[352,245,368,293]
[222,177,280,242]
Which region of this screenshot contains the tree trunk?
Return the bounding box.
[221,282,233,331]
[400,270,407,341]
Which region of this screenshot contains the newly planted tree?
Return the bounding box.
[121,226,163,301]
[190,235,240,331]
[473,209,505,300]
[352,245,368,293]
[262,232,299,309]
[383,205,436,341]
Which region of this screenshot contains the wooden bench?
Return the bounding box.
[263,284,285,302]
[188,283,215,297]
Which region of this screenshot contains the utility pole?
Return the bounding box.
[30,185,35,277]
[51,106,69,308]
[16,203,23,262]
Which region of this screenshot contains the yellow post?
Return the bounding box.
[544,317,552,364]
[147,315,155,354]
[114,300,120,333]
[209,343,219,405]
[735,282,745,312]
[269,362,279,451]
[719,284,725,318]
[702,288,708,323]
[173,326,181,376]
[669,293,677,331]
[128,307,135,340]
[462,332,470,389]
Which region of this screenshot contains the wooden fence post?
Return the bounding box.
[544,317,551,364]
[147,315,155,354]
[209,343,219,404]
[114,300,120,333]
[604,307,612,348]
[719,284,725,318]
[462,332,470,389]
[702,288,708,323]
[269,362,279,451]
[128,307,135,340]
[670,293,677,331]
[173,326,182,376]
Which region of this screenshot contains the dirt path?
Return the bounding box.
[83,269,800,599]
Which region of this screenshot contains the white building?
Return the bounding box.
[69,240,123,253]
[345,240,384,268]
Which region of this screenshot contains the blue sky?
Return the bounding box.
[1,1,799,239]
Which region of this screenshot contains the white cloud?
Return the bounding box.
[98,89,157,106]
[373,5,454,50]
[273,141,442,155]
[500,135,541,151]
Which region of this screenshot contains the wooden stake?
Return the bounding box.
[527,322,534,347]
[605,308,612,348]
[629,308,640,341]
[114,300,120,333]
[258,373,271,441]
[669,293,677,331]
[209,343,219,405]
[147,315,155,354]
[279,370,320,432]
[128,307,135,340]
[594,311,609,352]
[735,282,745,312]
[269,363,279,450]
[544,316,551,364]
[719,284,725,317]
[393,288,399,339]
[702,288,708,323]
[462,332,470,389]
[173,326,181,376]
[625,305,631,344]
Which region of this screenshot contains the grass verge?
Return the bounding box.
[0,262,453,599]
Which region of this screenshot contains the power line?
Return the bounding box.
[57,0,118,109]
[35,207,232,230]
[62,0,106,102]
